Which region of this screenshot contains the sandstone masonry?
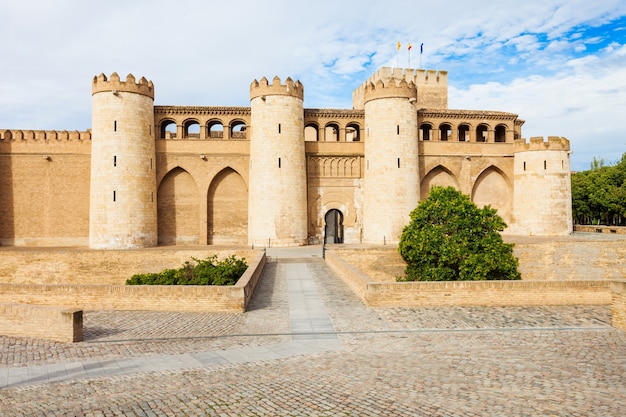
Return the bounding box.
[0,67,572,248]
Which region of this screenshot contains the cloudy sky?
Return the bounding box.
[1,0,625,171]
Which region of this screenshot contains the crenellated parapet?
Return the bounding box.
[358,67,448,88]
[250,76,304,101]
[353,67,448,110]
[92,72,154,99]
[0,129,91,141]
[514,136,570,152]
[362,78,417,103]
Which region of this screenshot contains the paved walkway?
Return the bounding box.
[1,246,625,416]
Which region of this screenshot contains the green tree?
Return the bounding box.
[572,152,626,226]
[398,186,520,281]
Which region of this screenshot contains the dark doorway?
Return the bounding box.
[324,209,344,244]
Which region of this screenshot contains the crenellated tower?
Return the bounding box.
[362,75,419,244]
[352,67,448,110]
[89,73,157,249]
[511,136,573,235]
[248,76,307,247]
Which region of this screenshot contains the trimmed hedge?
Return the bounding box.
[125,255,248,286]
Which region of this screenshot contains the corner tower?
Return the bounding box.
[90,73,157,249]
[248,76,307,247]
[511,137,573,235]
[362,76,419,244]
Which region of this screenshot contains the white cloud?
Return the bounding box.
[1,0,625,168]
[450,43,626,170]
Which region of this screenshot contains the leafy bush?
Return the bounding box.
[398,186,521,281]
[126,255,248,286]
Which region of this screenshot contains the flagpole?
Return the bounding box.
[408,43,412,68]
[420,43,423,68]
[396,41,401,68]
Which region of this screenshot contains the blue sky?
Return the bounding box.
[1,0,625,171]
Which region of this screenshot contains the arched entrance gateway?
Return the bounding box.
[324,209,344,244]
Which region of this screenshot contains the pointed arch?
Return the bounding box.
[420,165,460,199]
[471,166,512,223]
[207,167,248,244]
[157,167,200,245]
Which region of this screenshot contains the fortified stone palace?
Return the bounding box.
[0,67,572,249]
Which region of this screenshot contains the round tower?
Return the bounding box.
[89,73,157,249]
[248,76,307,247]
[362,77,419,244]
[511,136,573,235]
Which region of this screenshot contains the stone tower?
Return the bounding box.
[362,76,419,244]
[511,136,573,235]
[248,76,307,247]
[89,73,157,249]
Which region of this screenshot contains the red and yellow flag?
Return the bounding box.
[408,43,412,51]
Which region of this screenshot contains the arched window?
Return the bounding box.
[420,123,432,141]
[495,125,506,142]
[458,124,469,142]
[231,121,247,139]
[208,120,224,139]
[325,123,339,141]
[476,124,488,143]
[305,124,319,142]
[183,120,200,139]
[346,123,360,142]
[439,123,452,141]
[160,120,177,139]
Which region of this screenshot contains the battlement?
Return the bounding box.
[353,67,448,109]
[514,136,570,152]
[92,72,154,99]
[359,67,448,87]
[250,76,304,101]
[362,78,417,103]
[0,129,92,142]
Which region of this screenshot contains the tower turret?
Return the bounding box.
[511,136,573,235]
[362,76,419,244]
[89,73,157,249]
[248,76,307,247]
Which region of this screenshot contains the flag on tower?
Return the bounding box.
[397,41,401,50]
[408,43,412,51]
[420,43,424,54]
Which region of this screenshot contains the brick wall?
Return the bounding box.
[325,249,612,307]
[611,281,626,331]
[0,303,82,342]
[575,225,626,235]
[0,251,266,313]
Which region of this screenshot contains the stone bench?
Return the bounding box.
[0,302,82,343]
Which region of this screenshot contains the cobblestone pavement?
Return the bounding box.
[1,256,625,416]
